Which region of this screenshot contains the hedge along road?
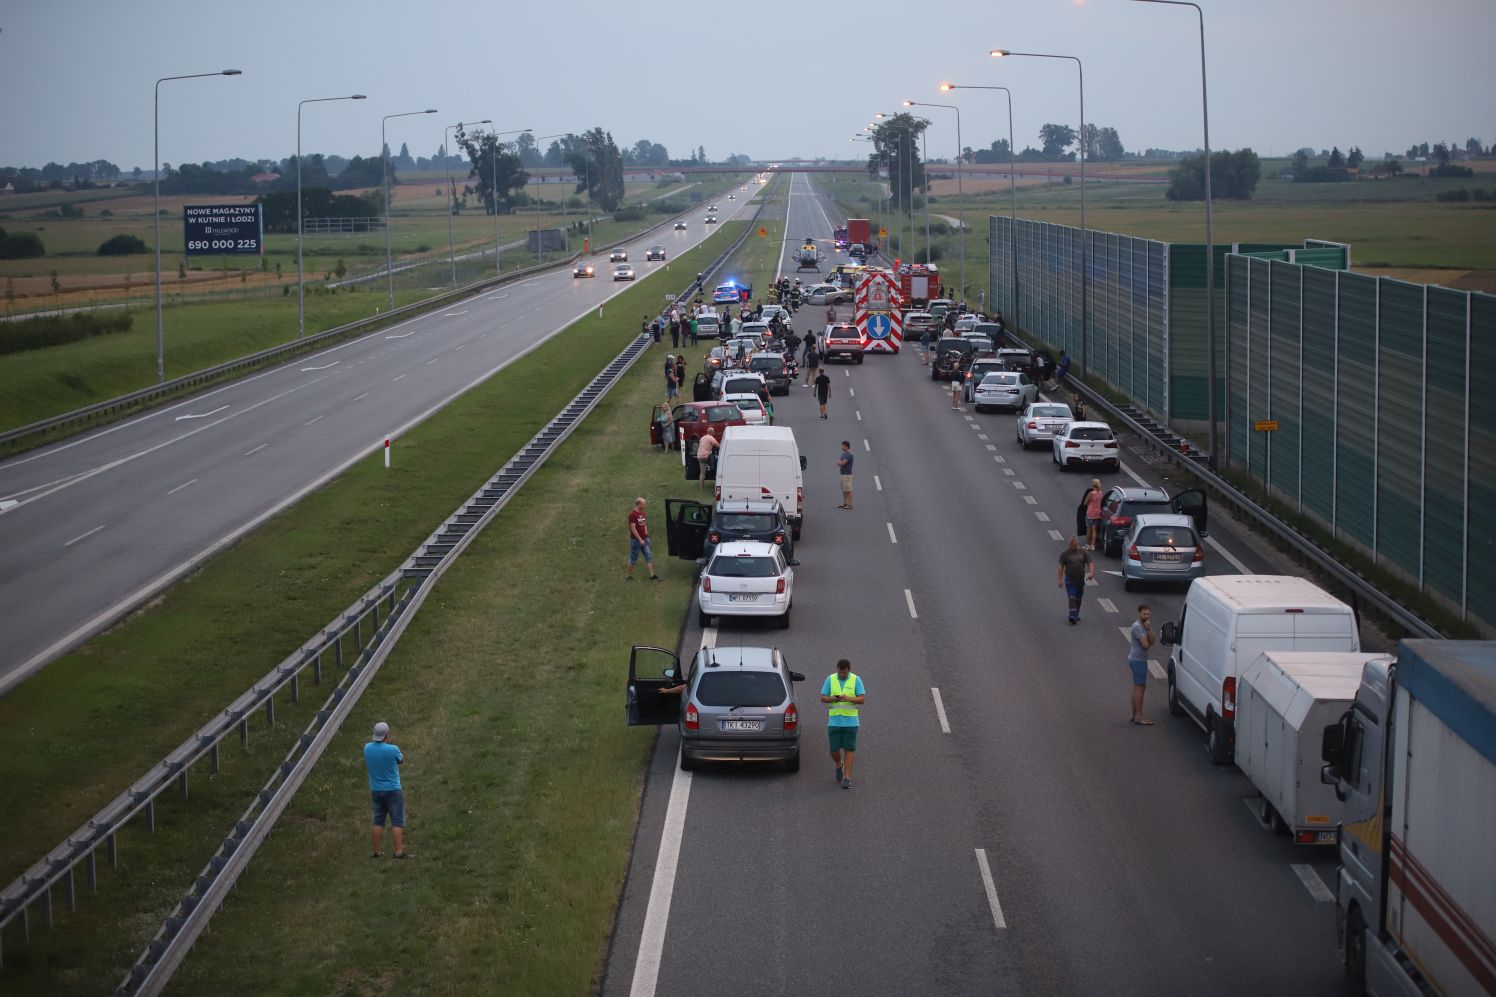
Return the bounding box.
[0,188,761,686]
[0,192,770,994]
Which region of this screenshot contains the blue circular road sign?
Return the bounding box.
[866,313,891,339]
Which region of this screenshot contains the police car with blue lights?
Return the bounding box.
[713,279,752,305]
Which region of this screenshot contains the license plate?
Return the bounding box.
[1315,830,1338,844]
[727,593,759,602]
[1153,553,1183,562]
[1045,423,1064,431]
[721,719,762,732]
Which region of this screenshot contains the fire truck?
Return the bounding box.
[896,263,941,311]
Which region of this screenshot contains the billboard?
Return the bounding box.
[183,204,263,256]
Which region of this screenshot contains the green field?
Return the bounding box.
[0,216,753,995]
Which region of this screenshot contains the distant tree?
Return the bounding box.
[1466,137,1485,157]
[1328,146,1345,169]
[1346,147,1365,170]
[564,128,625,211]
[0,227,46,259]
[1433,142,1452,167]
[1038,123,1077,161]
[1384,159,1404,176]
[513,132,540,167]
[457,126,530,214]
[1096,127,1125,162]
[697,145,706,164]
[1292,149,1310,175]
[396,142,415,169]
[131,166,142,180]
[867,114,929,208]
[333,155,385,190]
[97,233,148,256]
[1166,148,1261,200]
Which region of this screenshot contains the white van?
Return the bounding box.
[1158,575,1359,766]
[714,426,806,539]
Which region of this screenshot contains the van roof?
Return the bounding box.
[1194,575,1352,613]
[721,425,798,444]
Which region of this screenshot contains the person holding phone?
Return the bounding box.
[820,659,866,789]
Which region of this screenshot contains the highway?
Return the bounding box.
[0,183,758,687]
[603,174,1356,996]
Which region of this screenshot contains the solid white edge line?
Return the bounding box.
[1206,536,1250,574]
[931,688,951,734]
[975,848,1008,929]
[904,589,918,619]
[1292,864,1336,902]
[886,522,897,544]
[1120,461,1150,487]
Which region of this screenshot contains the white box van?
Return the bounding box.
[715,426,806,539]
[1158,575,1359,766]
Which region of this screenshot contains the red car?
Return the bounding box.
[650,401,746,451]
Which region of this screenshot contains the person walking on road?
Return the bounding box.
[1084,479,1104,551]
[820,659,865,789]
[804,345,821,388]
[837,440,854,509]
[626,497,662,581]
[365,722,409,859]
[1057,535,1095,624]
[1128,605,1156,725]
[950,375,962,410]
[814,369,832,419]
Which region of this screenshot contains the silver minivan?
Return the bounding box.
[1121,514,1205,590]
[626,644,805,772]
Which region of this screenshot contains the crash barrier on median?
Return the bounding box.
[0,190,769,992]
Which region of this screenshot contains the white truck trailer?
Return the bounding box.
[1321,640,1496,996]
[1237,651,1390,844]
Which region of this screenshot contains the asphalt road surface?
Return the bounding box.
[0,183,760,687]
[602,174,1354,997]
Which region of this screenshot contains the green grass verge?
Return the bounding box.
[0,220,748,994]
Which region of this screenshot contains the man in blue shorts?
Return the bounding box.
[364,721,409,858]
[820,658,866,789]
[1128,605,1156,726]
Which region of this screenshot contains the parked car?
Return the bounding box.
[663,497,798,565]
[646,245,666,261]
[1052,421,1119,472]
[610,249,629,263]
[649,400,746,450]
[1016,401,1074,448]
[1120,514,1206,590]
[953,315,979,335]
[695,541,794,629]
[806,284,852,306]
[613,264,636,281]
[748,353,794,395]
[1095,484,1209,556]
[737,321,771,346]
[714,371,767,400]
[972,371,1038,412]
[724,393,770,425]
[972,322,1005,348]
[821,323,867,364]
[964,358,1007,401]
[905,311,939,338]
[714,425,806,539]
[573,263,595,278]
[963,335,995,357]
[931,338,976,382]
[626,643,805,772]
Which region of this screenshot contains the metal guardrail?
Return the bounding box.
[1023,336,1444,641]
[0,188,768,988]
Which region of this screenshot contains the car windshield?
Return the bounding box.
[1069,427,1114,441]
[981,373,1019,386]
[1123,499,1174,515]
[723,379,760,394]
[705,405,741,421]
[708,554,780,577]
[967,337,994,351]
[975,324,1002,336]
[694,671,786,708]
[717,512,778,532]
[938,341,974,355]
[730,396,763,412]
[1136,526,1197,548]
[1032,405,1071,418]
[750,357,784,372]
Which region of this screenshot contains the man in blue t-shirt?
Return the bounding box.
[819,659,866,789]
[364,721,408,859]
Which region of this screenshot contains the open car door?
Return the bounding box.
[627,645,681,726]
[1172,489,1209,538]
[649,405,670,449]
[664,499,710,559]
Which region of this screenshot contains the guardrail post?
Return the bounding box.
[107,832,118,870]
[325,641,335,681]
[354,617,362,647]
[372,599,381,631]
[239,719,249,749]
[40,884,52,930]
[290,672,299,705]
[178,771,189,801]
[210,743,220,775]
[145,798,156,834]
[63,866,75,913]
[87,848,97,892]
[264,696,275,727]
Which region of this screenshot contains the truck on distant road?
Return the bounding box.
[833,224,850,249]
[846,219,871,252]
[1320,640,1496,996]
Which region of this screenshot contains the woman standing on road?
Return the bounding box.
[1084,479,1104,551]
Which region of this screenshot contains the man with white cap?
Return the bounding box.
[364,721,408,859]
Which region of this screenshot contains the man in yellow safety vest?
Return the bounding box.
[819,658,866,789]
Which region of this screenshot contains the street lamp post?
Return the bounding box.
[940,84,1016,326]
[298,93,365,339]
[481,127,531,276]
[383,108,438,311]
[529,133,570,264]
[446,119,490,288]
[992,50,1085,376]
[155,69,241,383]
[1132,0,1216,465]
[906,99,964,300]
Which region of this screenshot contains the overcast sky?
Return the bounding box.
[4,0,1493,170]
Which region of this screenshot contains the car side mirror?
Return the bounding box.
[790,558,801,567]
[799,456,808,470]
[1160,622,1178,646]
[789,671,806,682]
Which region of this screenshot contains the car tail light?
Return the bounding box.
[1027,421,1038,429]
[776,578,786,594]
[685,703,699,730]
[714,485,721,502]
[1065,440,1080,448]
[1128,545,1140,561]
[796,486,803,515]
[1104,441,1118,449]
[1222,677,1236,719]
[773,531,785,545]
[701,576,712,592]
[784,703,798,730]
[708,531,721,544]
[1192,547,1205,562]
[1110,515,1130,530]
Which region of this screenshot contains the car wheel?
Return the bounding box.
[784,749,801,774]
[1166,665,1185,716]
[1208,715,1233,766]
[1123,577,1136,592]
[857,355,864,364]
[931,370,940,381]
[698,609,712,628]
[679,748,696,772]
[1344,906,1367,992]
[778,605,791,630]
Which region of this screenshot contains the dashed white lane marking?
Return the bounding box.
[964,414,974,421]
[1012,482,1027,491]
[443,310,468,317]
[300,361,341,372]
[1149,661,1167,680]
[1118,626,1133,643]
[856,411,863,422]
[874,475,883,491]
[849,388,855,397]
[1098,598,1119,614]
[887,523,898,544]
[425,358,438,365]
[844,370,851,377]
[931,688,951,733]
[386,330,416,339]
[1292,864,1336,903]
[393,374,406,382]
[166,479,197,496]
[994,456,1006,463]
[1120,461,1150,487]
[64,525,105,547]
[1206,536,1250,574]
[904,589,918,619]
[1023,496,1037,505]
[986,444,997,451]
[243,444,268,457]
[454,344,466,352]
[353,392,369,402]
[1035,511,1049,522]
[174,405,229,421]
[305,415,324,426]
[863,439,871,452]
[1048,530,1064,541]
[1002,468,1015,477]
[974,849,1008,930]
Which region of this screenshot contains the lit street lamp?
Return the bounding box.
[446,119,491,288]
[383,108,438,311]
[939,84,1017,325]
[905,98,965,302]
[155,68,242,383]
[298,93,365,338]
[991,49,1086,376]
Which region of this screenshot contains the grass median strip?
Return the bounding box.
[0,218,749,995]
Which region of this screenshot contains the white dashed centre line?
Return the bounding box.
[166,479,197,496]
[1292,864,1336,903]
[454,344,466,352]
[1149,661,1167,680]
[443,310,468,317]
[64,525,105,547]
[1023,495,1038,505]
[1035,511,1049,522]
[1098,598,1119,614]
[1012,482,1027,491]
[931,688,952,733]
[964,414,974,421]
[904,589,918,619]
[426,358,438,365]
[863,439,871,452]
[1048,530,1064,541]
[352,392,369,402]
[887,523,898,544]
[243,444,268,457]
[986,444,997,451]
[849,388,855,397]
[974,849,1008,930]
[873,475,883,491]
[1117,626,1133,643]
[393,374,406,382]
[1003,468,1015,477]
[994,456,1006,463]
[857,411,863,422]
[305,415,324,426]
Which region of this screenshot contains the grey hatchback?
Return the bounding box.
[627,644,805,772]
[1121,513,1205,590]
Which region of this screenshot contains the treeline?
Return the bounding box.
[1166,149,1262,201]
[0,311,134,355]
[1,160,122,192]
[157,154,389,196]
[962,122,1127,164]
[256,188,385,233]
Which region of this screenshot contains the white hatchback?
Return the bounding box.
[723,393,770,425]
[1052,420,1120,472]
[1016,401,1074,448]
[971,371,1037,412]
[697,541,794,628]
